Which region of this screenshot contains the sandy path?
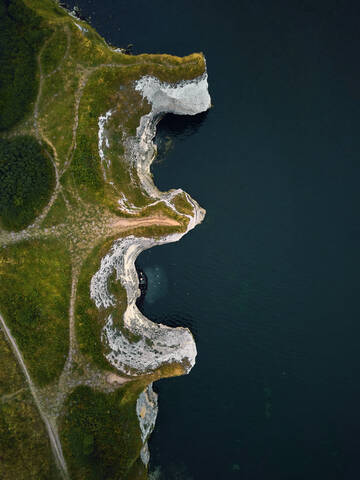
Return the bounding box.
[112,215,180,231]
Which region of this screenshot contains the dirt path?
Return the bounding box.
[0,314,69,479]
[0,388,25,403]
[112,214,180,230]
[66,265,79,368]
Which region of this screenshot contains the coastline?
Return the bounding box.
[90,70,211,464]
[91,71,211,376]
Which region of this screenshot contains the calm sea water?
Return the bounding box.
[70,1,360,478]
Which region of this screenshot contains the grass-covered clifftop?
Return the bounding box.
[0,0,207,478]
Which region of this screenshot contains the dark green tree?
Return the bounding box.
[0,135,55,230]
[0,0,49,131]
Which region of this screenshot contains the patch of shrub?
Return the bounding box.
[0,0,49,131]
[60,384,147,480]
[0,135,55,230]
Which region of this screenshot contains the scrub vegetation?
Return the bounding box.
[60,383,148,480]
[75,239,125,372]
[0,331,59,479]
[0,0,49,131]
[0,136,55,230]
[0,239,71,386]
[0,0,206,477]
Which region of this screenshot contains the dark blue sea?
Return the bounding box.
[70,1,360,478]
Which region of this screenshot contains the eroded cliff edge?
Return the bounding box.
[91,70,211,466]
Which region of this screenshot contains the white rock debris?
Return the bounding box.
[136,384,158,466]
[136,384,158,443]
[98,109,113,179]
[140,442,150,466]
[135,73,211,116]
[117,193,142,215]
[112,47,126,53]
[74,22,88,33]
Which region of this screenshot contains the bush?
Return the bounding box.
[60,384,147,480]
[0,135,55,230]
[0,0,48,131]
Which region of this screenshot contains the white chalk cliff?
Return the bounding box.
[91,68,211,464]
[136,383,158,466]
[91,70,211,375]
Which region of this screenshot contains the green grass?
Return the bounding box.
[0,239,71,386]
[172,192,194,216]
[0,391,60,479]
[23,0,67,20]
[60,383,148,480]
[38,64,80,168]
[0,135,55,231]
[71,133,104,193]
[41,192,68,228]
[0,332,60,479]
[41,25,68,75]
[0,331,24,395]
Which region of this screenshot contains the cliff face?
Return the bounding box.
[90,73,211,373]
[135,73,211,115]
[89,71,211,467]
[136,383,158,466]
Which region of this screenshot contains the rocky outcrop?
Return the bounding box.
[91,67,211,467]
[136,383,158,466]
[91,70,211,375]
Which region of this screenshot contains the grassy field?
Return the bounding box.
[0,330,60,479]
[60,383,148,480]
[0,239,71,386]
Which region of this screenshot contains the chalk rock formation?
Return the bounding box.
[91,71,211,375]
[136,383,158,466]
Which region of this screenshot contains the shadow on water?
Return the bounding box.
[155,111,209,164]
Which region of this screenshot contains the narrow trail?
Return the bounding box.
[60,70,89,176]
[34,33,52,137]
[0,314,69,480]
[28,150,61,230]
[45,26,71,80]
[111,214,180,230]
[0,388,25,404]
[66,265,80,367]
